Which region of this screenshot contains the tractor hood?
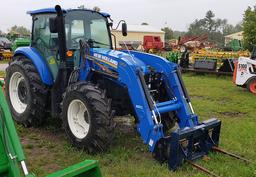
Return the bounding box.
[90,48,176,74]
[91,48,149,73]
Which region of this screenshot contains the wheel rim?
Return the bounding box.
[67,99,90,139]
[9,72,28,114]
[249,80,256,94]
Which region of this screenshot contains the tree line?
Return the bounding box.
[0,25,30,41]
[162,10,242,47]
[162,6,256,50]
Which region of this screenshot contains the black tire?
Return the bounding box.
[62,82,115,153]
[5,56,49,127]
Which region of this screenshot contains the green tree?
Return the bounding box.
[141,22,149,25]
[161,27,173,41]
[173,30,186,39]
[204,10,215,32]
[8,25,30,36]
[222,23,242,36]
[243,6,256,50]
[187,10,243,47]
[234,23,243,32]
[187,19,207,36]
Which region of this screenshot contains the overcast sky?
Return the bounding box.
[0,0,255,32]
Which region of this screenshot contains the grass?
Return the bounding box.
[4,72,256,176]
[0,60,9,64]
[0,71,5,77]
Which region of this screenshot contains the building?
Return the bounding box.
[224,31,243,45]
[111,24,165,50]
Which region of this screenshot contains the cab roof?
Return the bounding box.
[27,8,110,18]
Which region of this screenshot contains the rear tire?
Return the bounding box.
[247,78,256,94]
[62,82,114,153]
[5,56,49,127]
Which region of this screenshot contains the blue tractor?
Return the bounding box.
[5,5,221,170]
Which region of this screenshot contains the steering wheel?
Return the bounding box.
[71,36,85,45]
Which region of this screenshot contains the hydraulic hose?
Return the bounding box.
[137,70,154,110]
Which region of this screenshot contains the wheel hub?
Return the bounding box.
[17,80,27,104]
[67,99,90,139]
[9,72,28,114]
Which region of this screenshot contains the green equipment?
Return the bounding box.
[11,38,31,51]
[157,51,181,64]
[0,81,102,177]
[165,51,180,63]
[226,39,243,52]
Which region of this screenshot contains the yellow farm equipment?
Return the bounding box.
[0,50,13,60]
[180,49,251,75]
[191,49,250,63]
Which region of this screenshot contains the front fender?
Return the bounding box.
[14,47,53,85]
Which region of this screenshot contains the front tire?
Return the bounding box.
[62,82,114,153]
[5,56,49,127]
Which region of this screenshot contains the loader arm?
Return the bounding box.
[79,48,221,170]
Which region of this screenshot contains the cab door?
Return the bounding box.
[31,14,59,79]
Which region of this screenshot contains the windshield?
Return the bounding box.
[65,10,111,49]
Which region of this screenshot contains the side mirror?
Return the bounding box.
[122,23,127,36]
[49,18,58,33]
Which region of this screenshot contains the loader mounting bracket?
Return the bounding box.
[168,118,221,170]
[154,118,221,170]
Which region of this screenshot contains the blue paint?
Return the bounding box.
[27,8,110,17]
[122,50,197,128]
[77,48,221,167]
[14,47,53,85]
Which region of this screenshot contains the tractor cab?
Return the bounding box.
[28,8,113,79]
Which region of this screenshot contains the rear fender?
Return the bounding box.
[14,47,54,85]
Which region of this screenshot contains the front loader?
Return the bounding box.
[5,5,221,170]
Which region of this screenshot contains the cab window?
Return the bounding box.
[32,14,58,58]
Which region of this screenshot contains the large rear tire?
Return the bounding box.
[5,56,49,127]
[62,82,115,153]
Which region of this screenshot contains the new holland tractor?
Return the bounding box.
[5,5,221,170]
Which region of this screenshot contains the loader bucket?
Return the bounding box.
[46,160,102,177]
[168,118,221,170]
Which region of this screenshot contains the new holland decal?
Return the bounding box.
[93,53,118,68]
